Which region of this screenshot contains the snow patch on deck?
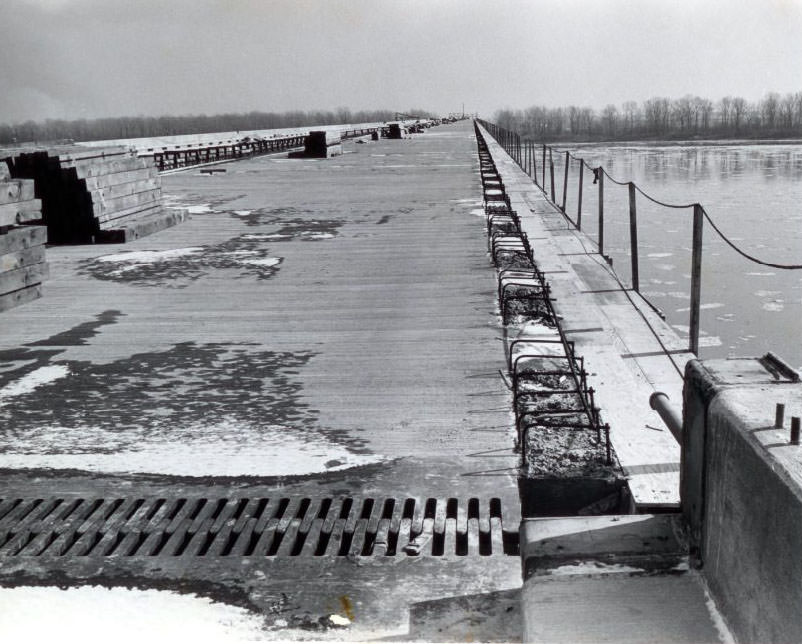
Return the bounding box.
[0,420,380,477]
[240,257,281,267]
[97,247,203,266]
[186,204,214,214]
[0,586,269,642]
[0,366,70,406]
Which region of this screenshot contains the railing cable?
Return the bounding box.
[701,206,802,270]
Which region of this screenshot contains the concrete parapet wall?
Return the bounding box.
[683,356,802,643]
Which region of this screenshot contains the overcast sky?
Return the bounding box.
[2,0,801,123]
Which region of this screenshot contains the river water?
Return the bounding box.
[544,142,802,370]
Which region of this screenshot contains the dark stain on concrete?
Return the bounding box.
[0,311,123,388]
[0,342,316,442]
[253,218,344,242]
[230,206,303,227]
[77,236,283,288]
[27,310,124,347]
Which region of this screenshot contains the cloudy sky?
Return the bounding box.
[2,0,801,123]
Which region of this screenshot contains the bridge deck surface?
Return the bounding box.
[0,121,522,640]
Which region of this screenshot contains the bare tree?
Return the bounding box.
[761,92,780,130]
[601,104,618,137]
[622,101,639,134]
[672,95,694,132]
[579,107,595,136]
[731,97,748,133]
[698,98,714,131]
[794,92,802,130]
[779,93,795,129]
[643,97,671,134]
[718,96,732,129]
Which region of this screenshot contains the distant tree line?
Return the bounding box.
[0,108,438,145]
[494,92,802,141]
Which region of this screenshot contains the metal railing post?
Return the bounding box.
[577,162,584,230]
[549,149,556,202]
[528,142,532,176]
[598,170,604,255]
[629,182,640,291]
[689,204,704,355]
[525,140,529,174]
[562,151,569,212]
[532,143,538,187]
[542,145,546,188]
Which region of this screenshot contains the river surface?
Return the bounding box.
[544,141,802,370]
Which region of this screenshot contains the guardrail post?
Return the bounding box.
[549,149,556,202]
[577,163,584,230]
[598,170,604,255]
[527,142,532,176]
[526,141,535,178]
[532,143,538,187]
[528,142,532,176]
[542,145,546,188]
[629,182,640,291]
[689,204,704,355]
[562,151,570,212]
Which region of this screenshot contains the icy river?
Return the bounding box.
[552,141,802,370]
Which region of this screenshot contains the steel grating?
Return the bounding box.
[0,496,518,558]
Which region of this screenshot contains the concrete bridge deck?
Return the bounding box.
[0,121,522,640]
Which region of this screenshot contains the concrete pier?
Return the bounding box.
[683,356,802,643]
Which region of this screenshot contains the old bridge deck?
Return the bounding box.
[0,121,523,640]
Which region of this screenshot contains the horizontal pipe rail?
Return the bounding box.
[648,392,682,443]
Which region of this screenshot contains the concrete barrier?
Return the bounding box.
[303,131,342,158]
[387,123,407,139]
[683,355,802,643]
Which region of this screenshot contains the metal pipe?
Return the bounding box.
[689,204,704,355]
[577,163,583,230]
[649,392,682,442]
[598,170,604,255]
[628,182,640,292]
[775,403,786,428]
[542,145,546,188]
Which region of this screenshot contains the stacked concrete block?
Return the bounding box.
[0,161,48,311]
[3,146,187,244]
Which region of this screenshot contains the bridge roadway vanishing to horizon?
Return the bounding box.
[0,121,525,640]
